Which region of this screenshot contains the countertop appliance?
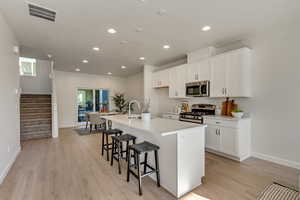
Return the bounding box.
[179,104,215,124]
[186,81,210,97]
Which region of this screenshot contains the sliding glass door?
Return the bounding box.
[77,88,109,122]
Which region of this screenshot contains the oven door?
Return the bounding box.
[186,84,201,96]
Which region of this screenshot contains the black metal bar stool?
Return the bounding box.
[101,120,123,161]
[127,141,160,196]
[111,134,136,174]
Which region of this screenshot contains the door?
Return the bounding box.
[210,55,227,97]
[77,89,94,122]
[176,65,188,98]
[186,63,200,83]
[205,125,220,151]
[219,127,238,156]
[95,89,109,112]
[226,48,251,97]
[198,59,210,81]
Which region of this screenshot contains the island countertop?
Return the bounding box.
[102,114,206,136]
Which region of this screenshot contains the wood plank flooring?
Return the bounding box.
[0,128,299,200]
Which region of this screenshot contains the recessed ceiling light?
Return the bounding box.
[139,57,145,60]
[107,28,117,34]
[202,26,211,31]
[82,59,88,63]
[121,65,126,69]
[47,54,52,58]
[157,9,167,16]
[163,45,170,49]
[120,40,129,44]
[135,27,143,32]
[93,47,100,51]
[108,72,112,75]
[75,68,80,72]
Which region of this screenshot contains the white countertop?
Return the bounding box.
[203,115,250,121]
[102,115,205,136]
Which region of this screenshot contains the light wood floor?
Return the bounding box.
[0,128,299,200]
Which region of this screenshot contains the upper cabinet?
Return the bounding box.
[152,69,170,88]
[186,59,211,83]
[169,65,187,98]
[210,48,252,98]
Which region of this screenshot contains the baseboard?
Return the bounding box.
[252,152,300,170]
[0,145,21,184]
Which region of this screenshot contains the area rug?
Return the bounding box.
[74,128,101,136]
[257,183,299,200]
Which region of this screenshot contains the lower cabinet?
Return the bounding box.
[204,117,251,161]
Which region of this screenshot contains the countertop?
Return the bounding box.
[203,115,251,121]
[102,114,206,136]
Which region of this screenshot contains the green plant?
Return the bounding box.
[232,109,243,113]
[112,93,128,113]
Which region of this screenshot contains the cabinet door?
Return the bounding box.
[186,63,200,83]
[219,127,238,156]
[176,65,188,98]
[168,68,177,98]
[226,48,251,97]
[198,59,211,81]
[205,125,220,151]
[210,55,227,97]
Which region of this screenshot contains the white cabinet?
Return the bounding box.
[204,116,251,161]
[205,125,220,151]
[210,54,227,97]
[152,69,170,88]
[210,47,252,97]
[169,65,187,98]
[186,59,210,83]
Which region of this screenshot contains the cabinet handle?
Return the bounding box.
[218,129,221,135]
[215,129,218,135]
[225,88,227,95]
[222,88,224,95]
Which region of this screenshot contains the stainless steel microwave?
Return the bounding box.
[186,81,210,97]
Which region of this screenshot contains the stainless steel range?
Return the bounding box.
[179,104,216,124]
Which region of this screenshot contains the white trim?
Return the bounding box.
[252,152,300,170]
[0,145,21,184]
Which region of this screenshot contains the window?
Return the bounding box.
[19,57,37,76]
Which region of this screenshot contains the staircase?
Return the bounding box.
[20,94,52,140]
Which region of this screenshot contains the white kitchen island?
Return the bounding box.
[102,115,206,198]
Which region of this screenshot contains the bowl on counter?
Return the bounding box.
[231,112,244,118]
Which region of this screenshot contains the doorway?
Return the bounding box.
[77,88,109,122]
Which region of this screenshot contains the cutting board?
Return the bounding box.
[221,98,238,116]
[227,100,237,116]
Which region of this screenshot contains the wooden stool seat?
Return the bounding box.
[127,141,160,196]
[101,128,123,161]
[111,134,136,174]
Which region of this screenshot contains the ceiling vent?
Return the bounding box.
[28,3,56,22]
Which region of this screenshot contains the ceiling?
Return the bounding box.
[0,0,299,77]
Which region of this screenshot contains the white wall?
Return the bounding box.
[20,59,52,94]
[125,72,144,102]
[0,13,20,184]
[151,24,300,168]
[55,71,127,128]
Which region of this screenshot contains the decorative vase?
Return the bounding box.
[141,113,151,121]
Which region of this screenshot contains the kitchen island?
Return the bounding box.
[102,115,206,198]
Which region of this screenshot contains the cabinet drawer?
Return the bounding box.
[204,118,239,128]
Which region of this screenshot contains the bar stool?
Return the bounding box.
[111,134,136,174]
[101,120,123,161]
[127,141,160,196]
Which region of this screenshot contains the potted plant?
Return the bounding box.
[112,93,129,113]
[231,109,244,118]
[141,98,151,121]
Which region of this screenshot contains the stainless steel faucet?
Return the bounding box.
[128,100,141,118]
